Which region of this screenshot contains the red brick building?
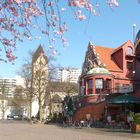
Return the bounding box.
[133,30,140,97]
[73,39,140,122]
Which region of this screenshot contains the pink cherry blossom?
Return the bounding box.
[112,0,119,7]
[106,0,119,8]
[0,0,119,62]
[79,14,86,20]
[51,38,55,42]
[49,46,54,49]
[48,1,53,7]
[52,50,57,56]
[6,49,17,62]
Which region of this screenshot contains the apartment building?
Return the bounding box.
[0,76,26,119]
[0,78,16,98]
[57,68,81,83]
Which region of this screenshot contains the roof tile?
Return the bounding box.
[96,46,122,72]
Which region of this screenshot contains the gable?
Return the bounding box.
[96,46,122,72]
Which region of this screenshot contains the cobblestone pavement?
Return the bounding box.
[0,120,139,140]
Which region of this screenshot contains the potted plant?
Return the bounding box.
[130,112,140,133]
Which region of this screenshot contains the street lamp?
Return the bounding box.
[133,23,136,44]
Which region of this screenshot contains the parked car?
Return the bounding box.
[13,115,20,120]
[7,115,14,120]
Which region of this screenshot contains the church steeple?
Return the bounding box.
[32,45,48,63]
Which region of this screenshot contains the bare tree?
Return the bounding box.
[32,57,48,121]
[45,80,78,117]
[31,46,49,122]
[0,80,9,119]
[44,61,59,115]
[45,81,58,116]
[63,82,78,96]
[19,47,60,122]
[18,61,34,121]
[0,100,8,120]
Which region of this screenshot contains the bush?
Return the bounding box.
[130,112,140,124]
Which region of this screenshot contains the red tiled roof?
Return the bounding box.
[96,46,122,72]
[112,40,133,55]
[95,40,134,72]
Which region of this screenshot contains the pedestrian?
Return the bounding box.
[107,115,112,125]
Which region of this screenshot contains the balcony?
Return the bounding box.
[125,52,135,58]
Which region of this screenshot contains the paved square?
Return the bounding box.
[0,120,139,140]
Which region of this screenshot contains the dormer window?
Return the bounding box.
[126,46,133,56]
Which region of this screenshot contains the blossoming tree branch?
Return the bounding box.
[0,0,119,62]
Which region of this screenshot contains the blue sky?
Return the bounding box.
[0,0,140,78]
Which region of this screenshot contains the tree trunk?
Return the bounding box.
[29,100,32,120]
[2,101,5,120]
[38,99,42,122]
[2,109,5,120]
[49,94,52,116]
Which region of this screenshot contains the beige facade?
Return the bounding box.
[31,45,48,119]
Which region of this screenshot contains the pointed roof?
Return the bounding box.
[95,46,122,72]
[95,40,134,72]
[52,94,62,103]
[32,45,48,63]
[112,40,133,55]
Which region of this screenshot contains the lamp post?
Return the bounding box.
[133,24,136,44]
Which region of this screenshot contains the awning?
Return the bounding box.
[108,94,140,104]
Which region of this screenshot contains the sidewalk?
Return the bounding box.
[0,120,140,140]
[59,124,140,139]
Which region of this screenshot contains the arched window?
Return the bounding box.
[126,46,133,55]
[96,79,103,89]
[87,79,93,94]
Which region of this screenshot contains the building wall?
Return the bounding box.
[112,49,123,70]
[31,46,49,119]
[74,41,136,122]
[73,102,106,122]
[57,68,81,83]
[80,41,135,96]
[134,34,140,93]
[123,43,134,78]
[0,100,9,119]
[48,91,78,117]
[134,60,140,80]
[0,76,29,120]
[111,41,134,79]
[31,100,39,117]
[0,78,16,98]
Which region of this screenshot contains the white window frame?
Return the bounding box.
[96,79,103,89]
[126,46,133,55]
